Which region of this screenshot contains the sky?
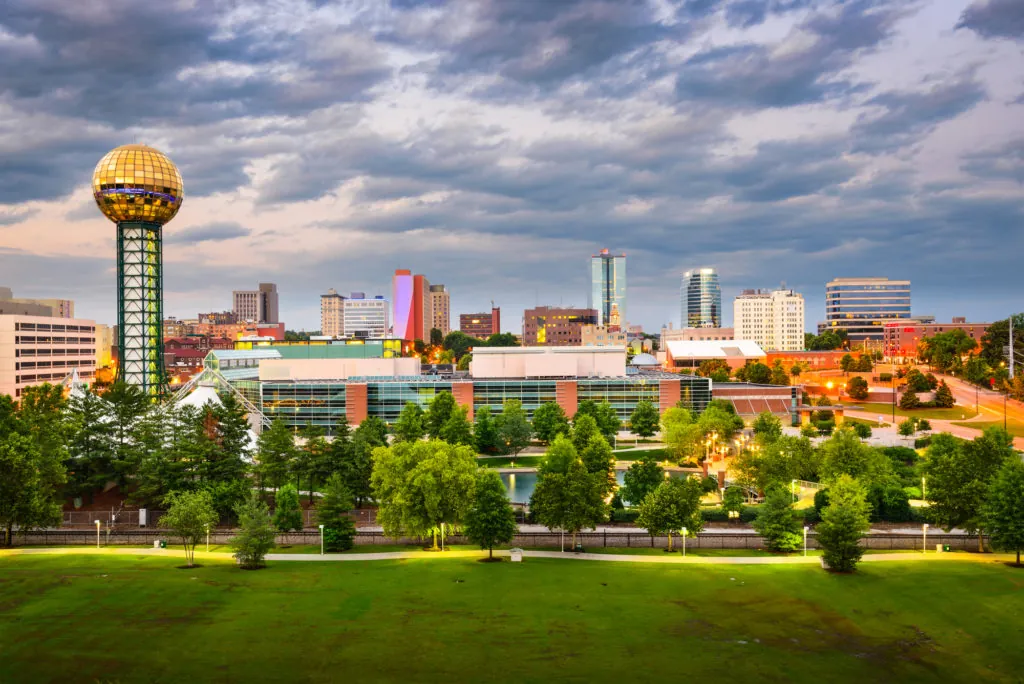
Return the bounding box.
[0,0,1022,334]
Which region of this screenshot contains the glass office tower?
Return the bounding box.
[590,249,626,327]
[681,268,722,328]
[823,277,911,344]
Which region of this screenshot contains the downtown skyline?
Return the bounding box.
[0,0,1022,332]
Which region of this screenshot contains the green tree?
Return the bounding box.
[496,399,532,459]
[753,487,802,552]
[256,419,297,492]
[984,459,1024,566]
[846,376,869,401]
[920,329,978,372]
[161,490,219,568]
[752,411,782,443]
[531,455,606,549]
[816,475,871,572]
[0,431,55,546]
[532,402,570,444]
[621,456,664,507]
[425,391,456,439]
[439,405,474,447]
[102,382,149,480]
[574,400,621,443]
[473,406,501,455]
[342,432,376,507]
[322,416,351,481]
[746,362,772,384]
[296,424,328,504]
[64,387,115,498]
[933,381,955,408]
[629,400,660,439]
[316,473,356,552]
[661,406,700,462]
[393,402,426,443]
[924,429,1015,552]
[429,328,444,346]
[899,388,921,410]
[840,354,855,373]
[818,428,891,486]
[272,484,303,532]
[579,433,616,497]
[979,314,1024,367]
[570,414,601,454]
[371,440,478,550]
[354,415,388,445]
[635,477,704,552]
[769,361,789,386]
[464,470,518,559]
[722,486,746,514]
[897,418,917,438]
[17,384,69,511]
[485,332,519,347]
[457,354,472,372]
[696,359,731,380]
[442,331,485,359]
[230,492,277,569]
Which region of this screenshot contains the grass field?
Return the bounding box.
[952,419,1024,438]
[610,448,668,460]
[2,553,1023,683]
[851,402,978,421]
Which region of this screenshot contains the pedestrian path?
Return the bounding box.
[2,546,1015,565]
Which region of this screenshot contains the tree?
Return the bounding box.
[752,411,782,443]
[485,332,519,347]
[571,414,601,454]
[457,354,472,372]
[531,452,606,549]
[816,475,871,572]
[924,429,1015,552]
[635,477,704,551]
[496,399,532,458]
[371,440,478,550]
[161,490,219,568]
[64,387,114,498]
[621,456,664,507]
[979,314,1024,367]
[393,402,426,443]
[629,400,660,439]
[840,354,855,373]
[0,432,54,546]
[745,362,772,385]
[855,355,873,372]
[897,418,916,438]
[425,391,456,439]
[984,459,1024,566]
[272,484,303,532]
[574,400,621,443]
[439,405,474,447]
[342,417,388,507]
[846,376,869,401]
[696,359,731,380]
[532,402,570,444]
[852,421,872,439]
[769,361,789,386]
[661,406,700,463]
[103,382,148,478]
[818,428,891,487]
[256,419,297,492]
[354,415,388,446]
[429,328,444,346]
[921,329,978,372]
[316,474,356,552]
[464,470,517,559]
[722,486,746,514]
[752,487,802,552]
[899,388,921,410]
[442,331,485,360]
[296,424,328,504]
[933,381,955,408]
[230,492,277,569]
[473,406,501,455]
[579,433,616,497]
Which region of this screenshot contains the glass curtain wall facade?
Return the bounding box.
[590,249,626,327]
[682,268,722,328]
[824,278,911,343]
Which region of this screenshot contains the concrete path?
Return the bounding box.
[2,546,1015,565]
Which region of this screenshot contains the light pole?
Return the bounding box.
[319,524,325,556]
[95,520,101,549]
[922,523,929,554]
[681,527,687,557]
[921,476,926,501]
[206,524,210,553]
[803,526,809,557]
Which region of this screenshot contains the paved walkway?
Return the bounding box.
[2,546,1015,565]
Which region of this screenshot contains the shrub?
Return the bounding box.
[610,509,641,524]
[899,389,921,410]
[878,373,893,383]
[316,474,356,552]
[701,506,757,523]
[817,476,870,572]
[917,419,932,432]
[816,419,835,436]
[851,422,872,439]
[752,487,803,552]
[800,423,819,438]
[701,475,721,494]
[933,381,955,408]
[273,484,303,533]
[914,436,933,449]
[230,493,276,569]
[846,377,869,401]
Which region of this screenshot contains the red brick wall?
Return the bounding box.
[556,380,578,417]
[346,383,368,424]
[451,382,475,420]
[659,379,681,413]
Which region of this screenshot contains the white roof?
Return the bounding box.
[665,339,766,359]
[177,383,222,410]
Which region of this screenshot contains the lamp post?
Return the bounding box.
[206,524,210,553]
[95,520,101,549]
[803,526,809,557]
[319,524,325,556]
[922,523,929,554]
[681,527,687,557]
[921,476,927,501]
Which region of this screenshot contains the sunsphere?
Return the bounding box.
[92,144,184,225]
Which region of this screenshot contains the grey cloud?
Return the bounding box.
[956,0,1024,40]
[0,207,38,226]
[676,0,903,107]
[851,72,987,153]
[166,222,251,244]
[961,139,1024,184]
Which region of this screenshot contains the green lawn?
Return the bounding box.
[610,448,668,460]
[851,402,978,421]
[2,553,1023,683]
[478,455,544,468]
[952,419,1024,439]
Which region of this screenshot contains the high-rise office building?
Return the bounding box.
[821,277,912,344]
[681,268,722,328]
[392,270,432,341]
[734,289,805,351]
[0,313,97,399]
[321,288,346,337]
[460,307,501,339]
[590,248,626,327]
[344,293,390,338]
[523,306,598,346]
[0,287,75,318]
[233,283,279,324]
[429,284,450,336]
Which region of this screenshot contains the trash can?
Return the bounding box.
[509,548,523,563]
[153,540,161,549]
[573,542,584,553]
[943,544,951,552]
[159,540,167,549]
[936,544,943,553]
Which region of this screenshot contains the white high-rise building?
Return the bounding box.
[733,289,805,351]
[344,294,390,338]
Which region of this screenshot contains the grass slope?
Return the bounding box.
[852,402,977,421]
[952,419,1024,438]
[2,554,1024,683]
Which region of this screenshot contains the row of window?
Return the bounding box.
[16,359,96,370]
[14,323,93,332]
[15,336,96,345]
[15,348,95,357]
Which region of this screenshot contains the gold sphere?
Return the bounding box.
[92,144,184,225]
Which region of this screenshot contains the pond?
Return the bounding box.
[500,470,690,505]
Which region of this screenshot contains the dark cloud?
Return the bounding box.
[851,72,987,152]
[676,0,902,107]
[724,0,814,28]
[961,139,1024,183]
[956,0,1024,40]
[166,222,251,244]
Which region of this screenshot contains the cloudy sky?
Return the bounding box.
[1,0,1022,333]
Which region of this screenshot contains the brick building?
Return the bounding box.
[523,306,597,346]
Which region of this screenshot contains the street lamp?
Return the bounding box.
[95,520,101,549]
[206,524,210,553]
[921,476,927,501]
[681,527,687,557]
[803,526,809,557]
[319,524,325,556]
[922,523,929,554]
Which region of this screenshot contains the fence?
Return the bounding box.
[10,529,983,552]
[62,509,379,529]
